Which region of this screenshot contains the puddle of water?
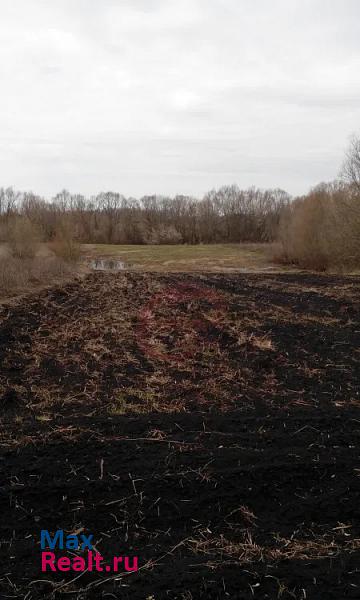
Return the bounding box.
[89,258,126,271]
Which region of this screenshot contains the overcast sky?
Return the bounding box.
[0,0,359,198]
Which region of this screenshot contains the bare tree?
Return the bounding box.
[0,187,21,220]
[0,184,291,245]
[342,134,360,194]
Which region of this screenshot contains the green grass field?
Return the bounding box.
[82,243,285,272]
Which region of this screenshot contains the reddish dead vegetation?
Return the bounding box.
[1,271,360,415]
[136,281,226,364]
[0,272,360,599]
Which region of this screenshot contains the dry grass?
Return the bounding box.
[0,255,72,296]
[82,243,289,272]
[187,530,360,564]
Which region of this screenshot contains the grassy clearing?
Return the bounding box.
[82,242,286,272]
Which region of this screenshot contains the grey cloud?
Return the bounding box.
[0,0,359,197]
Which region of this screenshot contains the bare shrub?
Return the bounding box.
[276,181,360,271]
[145,224,183,245]
[158,225,183,244]
[342,134,360,194]
[50,222,81,263]
[276,194,330,270]
[7,217,40,258]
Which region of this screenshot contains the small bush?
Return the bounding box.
[7,217,40,258]
[145,225,183,245]
[50,223,81,263]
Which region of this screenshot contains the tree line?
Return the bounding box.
[1,133,360,271]
[0,185,290,245]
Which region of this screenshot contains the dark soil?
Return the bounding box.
[1,272,360,599]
